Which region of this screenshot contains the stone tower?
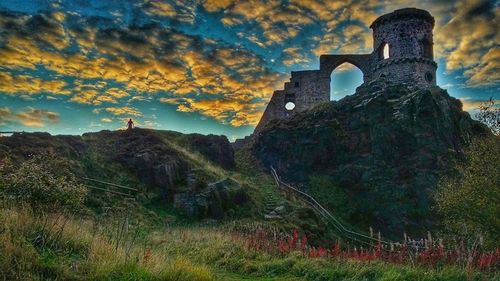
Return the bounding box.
[255,8,437,134]
[370,8,436,86]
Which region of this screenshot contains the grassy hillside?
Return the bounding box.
[0,129,498,280]
[1,205,496,281]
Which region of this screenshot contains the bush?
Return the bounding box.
[435,137,500,248]
[0,155,87,211]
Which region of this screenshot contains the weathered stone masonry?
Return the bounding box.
[255,8,437,133]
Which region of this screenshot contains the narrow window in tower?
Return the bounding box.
[383,43,390,59]
[422,39,433,59]
[379,42,390,60]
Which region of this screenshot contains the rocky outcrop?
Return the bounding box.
[232,135,253,150]
[0,129,240,216]
[126,150,183,195]
[252,84,490,235]
[0,132,87,160]
[172,178,249,219]
[86,129,188,196]
[184,134,235,170]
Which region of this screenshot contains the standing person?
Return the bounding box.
[127,118,134,130]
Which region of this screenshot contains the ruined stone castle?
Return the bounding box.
[255,8,437,133]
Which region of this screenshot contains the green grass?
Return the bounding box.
[0,206,215,280]
[0,205,496,281]
[1,130,498,280]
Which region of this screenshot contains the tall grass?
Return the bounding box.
[0,205,215,281]
[0,204,497,280]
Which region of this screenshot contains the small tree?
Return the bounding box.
[434,137,499,248]
[475,98,499,136]
[0,154,88,212]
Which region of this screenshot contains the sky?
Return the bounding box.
[0,0,498,140]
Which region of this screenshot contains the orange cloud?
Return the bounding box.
[160,96,267,127]
[0,72,70,95]
[459,98,499,111]
[203,0,233,12]
[2,1,495,130]
[144,0,177,17]
[283,47,310,65]
[0,107,60,127]
[435,0,500,87]
[100,106,143,117]
[0,10,287,128]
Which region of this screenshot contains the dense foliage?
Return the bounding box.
[0,155,87,211]
[435,137,500,248]
[475,99,499,136]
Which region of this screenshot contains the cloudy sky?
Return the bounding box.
[0,0,498,140]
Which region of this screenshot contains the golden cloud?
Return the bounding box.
[0,107,60,127]
[0,72,70,95]
[464,48,500,87]
[459,98,499,111]
[282,47,310,65]
[430,0,499,87]
[100,106,143,117]
[145,0,177,17]
[2,1,496,130]
[0,107,12,126]
[100,117,113,123]
[0,9,288,127]
[203,0,233,12]
[209,0,314,45]
[160,96,267,127]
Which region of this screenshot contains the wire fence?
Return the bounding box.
[270,166,438,251]
[81,177,138,199]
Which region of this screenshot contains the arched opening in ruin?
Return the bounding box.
[330,62,364,101]
[378,42,390,60]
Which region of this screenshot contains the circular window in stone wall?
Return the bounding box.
[425,72,433,83]
[285,102,296,111]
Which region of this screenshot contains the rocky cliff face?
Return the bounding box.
[87,129,188,194]
[252,84,490,235]
[0,128,246,219]
[183,133,235,170]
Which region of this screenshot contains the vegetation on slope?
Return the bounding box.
[252,86,492,238]
[1,204,496,281]
[435,137,500,248]
[0,117,498,279]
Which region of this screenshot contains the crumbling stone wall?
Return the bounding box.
[255,8,437,134]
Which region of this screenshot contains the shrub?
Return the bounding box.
[475,99,499,136]
[0,155,87,211]
[435,137,500,248]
